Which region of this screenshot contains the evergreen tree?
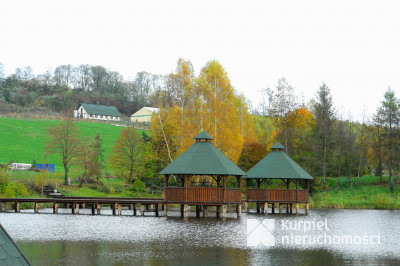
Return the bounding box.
[311,83,336,187]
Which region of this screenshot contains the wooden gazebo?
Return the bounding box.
[244,142,314,215]
[159,130,245,218]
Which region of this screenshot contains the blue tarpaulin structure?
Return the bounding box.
[36,164,55,172]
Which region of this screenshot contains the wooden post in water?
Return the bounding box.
[0,202,5,212]
[117,204,122,215]
[15,202,20,213]
[290,204,293,214]
[146,204,149,211]
[245,179,249,213]
[195,205,200,218]
[155,204,159,217]
[264,203,268,216]
[256,203,260,213]
[237,204,241,218]
[75,203,79,214]
[34,202,39,213]
[163,204,167,217]
[272,203,275,214]
[279,204,283,214]
[183,204,188,218]
[91,204,95,215]
[112,203,117,215]
[296,203,299,214]
[133,204,137,216]
[221,205,227,218]
[141,204,145,216]
[97,203,101,215]
[216,206,221,218]
[305,203,309,214]
[53,202,58,214]
[203,206,208,218]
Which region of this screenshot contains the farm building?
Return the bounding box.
[130,107,159,123]
[74,103,121,121]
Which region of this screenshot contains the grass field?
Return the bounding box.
[0,117,156,198]
[0,117,142,171]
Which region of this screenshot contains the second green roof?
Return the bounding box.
[159,131,245,176]
[245,142,313,180]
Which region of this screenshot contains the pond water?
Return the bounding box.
[1,207,399,265]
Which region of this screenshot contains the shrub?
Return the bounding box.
[130,179,146,192]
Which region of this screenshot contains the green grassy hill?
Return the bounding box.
[0,117,131,171]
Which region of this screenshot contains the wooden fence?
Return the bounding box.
[165,187,242,204]
[246,188,309,203]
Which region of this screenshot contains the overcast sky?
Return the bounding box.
[1,0,400,120]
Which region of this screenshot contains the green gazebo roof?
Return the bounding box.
[0,224,30,265]
[159,131,245,176]
[193,130,213,140]
[244,142,313,180]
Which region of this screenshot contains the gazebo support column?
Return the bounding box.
[216,206,221,218]
[203,206,208,218]
[279,204,283,214]
[196,205,200,218]
[256,204,260,213]
[183,204,188,218]
[264,203,268,216]
[97,203,101,215]
[237,204,241,218]
[141,204,145,216]
[305,203,309,214]
[296,203,299,214]
[245,179,249,213]
[290,204,293,214]
[272,203,275,214]
[221,205,227,218]
[164,204,168,217]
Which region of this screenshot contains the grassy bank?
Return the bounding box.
[310,176,400,210]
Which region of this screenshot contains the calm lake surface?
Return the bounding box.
[1,207,399,265]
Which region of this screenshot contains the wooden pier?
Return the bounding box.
[0,197,164,216]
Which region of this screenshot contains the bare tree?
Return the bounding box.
[45,119,81,185]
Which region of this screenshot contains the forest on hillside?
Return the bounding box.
[0,59,399,191]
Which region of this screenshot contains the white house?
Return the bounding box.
[74,103,121,121]
[130,107,159,123]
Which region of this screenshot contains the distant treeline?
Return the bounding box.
[0,62,167,116]
[0,60,399,192]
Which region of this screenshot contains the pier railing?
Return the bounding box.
[165,187,241,204]
[246,189,309,203]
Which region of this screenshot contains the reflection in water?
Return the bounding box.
[0,208,399,265]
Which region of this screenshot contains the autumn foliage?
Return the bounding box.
[151,59,255,164]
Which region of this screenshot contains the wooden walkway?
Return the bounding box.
[0,197,164,216]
